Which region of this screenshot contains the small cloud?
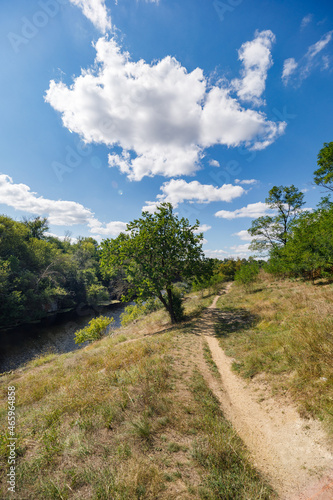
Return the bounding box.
[215,201,269,219]
[283,31,333,86]
[232,30,276,106]
[300,14,313,31]
[282,58,298,84]
[209,159,220,167]
[321,55,330,70]
[145,179,245,209]
[194,224,212,234]
[69,0,112,33]
[141,201,161,214]
[230,243,250,254]
[204,249,228,258]
[234,178,258,185]
[233,229,253,241]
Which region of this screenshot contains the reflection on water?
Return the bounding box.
[0,302,130,373]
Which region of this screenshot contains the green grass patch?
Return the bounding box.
[215,278,333,431]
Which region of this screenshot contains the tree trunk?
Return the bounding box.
[158,291,177,324]
[166,288,177,324]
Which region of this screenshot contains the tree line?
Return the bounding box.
[3,142,329,330]
[0,217,128,329]
[1,205,250,330]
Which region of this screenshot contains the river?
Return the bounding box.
[0,302,130,373]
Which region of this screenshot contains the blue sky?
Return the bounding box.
[0,0,332,258]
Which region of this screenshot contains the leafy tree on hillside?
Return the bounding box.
[22,216,49,239]
[266,203,333,280]
[313,142,333,191]
[100,203,204,324]
[249,185,305,254]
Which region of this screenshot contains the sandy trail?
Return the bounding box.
[197,286,333,500]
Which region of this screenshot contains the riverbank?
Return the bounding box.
[0,289,274,499]
[0,301,126,374]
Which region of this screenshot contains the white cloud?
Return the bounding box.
[194,224,212,234]
[322,55,330,70]
[151,179,245,208]
[282,58,298,83]
[301,14,313,30]
[282,31,333,86]
[141,201,161,214]
[205,245,251,259]
[209,159,220,167]
[307,31,332,58]
[230,243,251,254]
[69,0,111,33]
[234,178,258,185]
[204,249,228,258]
[215,201,269,219]
[232,30,276,106]
[45,35,285,181]
[233,229,253,241]
[0,174,126,237]
[88,219,128,236]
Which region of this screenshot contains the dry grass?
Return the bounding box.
[0,290,272,499]
[215,273,333,430]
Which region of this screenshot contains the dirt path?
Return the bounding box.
[196,286,333,500]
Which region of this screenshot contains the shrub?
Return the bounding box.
[120,298,162,326]
[86,283,109,306]
[234,262,260,291]
[74,316,113,344]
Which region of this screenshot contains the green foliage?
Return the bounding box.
[235,261,260,290]
[74,316,113,344]
[101,203,204,323]
[121,297,163,326]
[86,283,109,306]
[313,142,333,191]
[0,215,118,328]
[22,216,49,239]
[217,258,244,281]
[266,204,333,280]
[254,143,333,281]
[249,185,305,254]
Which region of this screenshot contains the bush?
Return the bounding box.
[120,297,162,326]
[234,262,260,291]
[74,316,113,344]
[86,283,109,306]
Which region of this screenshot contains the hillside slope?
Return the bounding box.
[0,292,273,499]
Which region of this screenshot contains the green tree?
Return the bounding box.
[22,216,49,239]
[249,185,305,254]
[266,204,333,281]
[313,142,333,191]
[100,203,204,324]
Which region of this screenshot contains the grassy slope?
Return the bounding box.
[215,273,333,432]
[0,292,274,500]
